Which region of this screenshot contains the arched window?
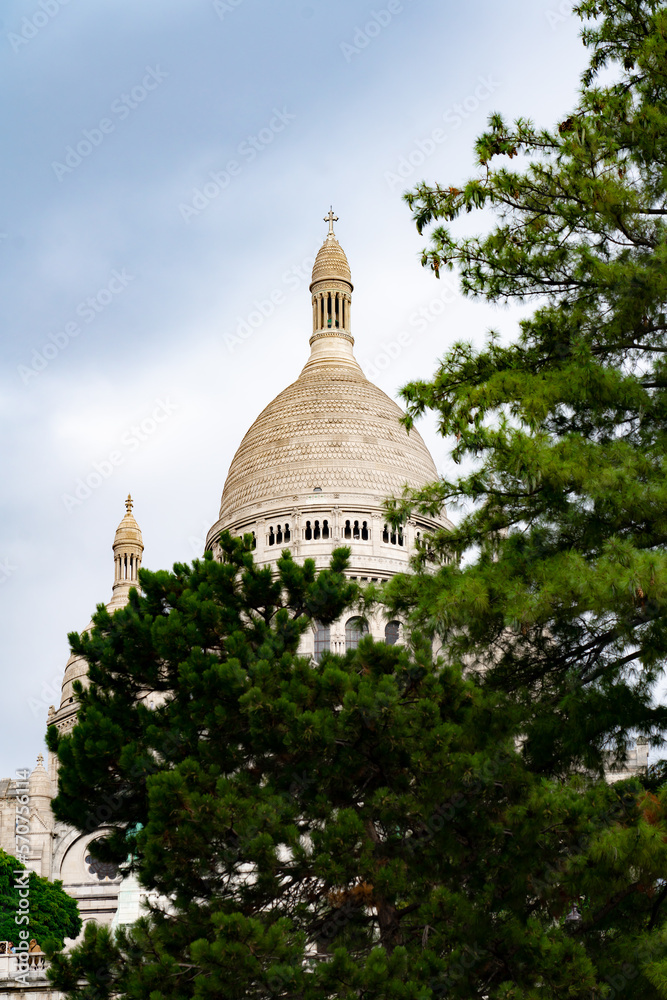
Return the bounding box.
[322,520,330,539]
[345,616,369,651]
[284,523,291,542]
[314,622,330,663]
[344,520,352,539]
[398,527,404,546]
[276,524,283,544]
[383,524,389,543]
[353,520,360,540]
[305,521,312,540]
[390,528,397,545]
[251,531,256,550]
[385,621,400,645]
[268,526,275,546]
[314,520,321,540]
[361,521,369,541]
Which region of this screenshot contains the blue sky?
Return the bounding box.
[0,0,588,775]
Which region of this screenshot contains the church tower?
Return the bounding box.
[42,499,144,927]
[48,496,144,748]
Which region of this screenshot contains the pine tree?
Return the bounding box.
[45,537,667,998]
[386,0,667,777]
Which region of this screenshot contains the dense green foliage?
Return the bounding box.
[0,849,80,949]
[45,539,667,998]
[386,0,667,779]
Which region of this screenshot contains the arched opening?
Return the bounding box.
[305,521,312,540]
[284,523,291,542]
[276,524,283,544]
[361,521,369,541]
[382,524,389,543]
[314,622,330,663]
[344,520,352,539]
[345,616,369,651]
[314,520,321,540]
[353,520,360,540]
[268,527,275,546]
[322,519,330,539]
[385,621,400,646]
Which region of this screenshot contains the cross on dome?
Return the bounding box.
[324,207,338,235]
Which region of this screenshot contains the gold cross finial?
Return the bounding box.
[125,494,133,515]
[324,206,338,235]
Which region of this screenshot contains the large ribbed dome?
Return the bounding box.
[209,212,445,543]
[218,361,437,524]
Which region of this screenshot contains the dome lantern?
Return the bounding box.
[309,208,353,343]
[112,494,144,599]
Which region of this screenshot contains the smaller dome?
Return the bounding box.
[310,215,353,291]
[29,755,52,798]
[113,495,144,552]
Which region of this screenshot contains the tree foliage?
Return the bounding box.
[387,0,667,778]
[0,849,80,949]
[43,538,667,999]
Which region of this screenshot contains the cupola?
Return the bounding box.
[112,494,144,601]
[309,208,354,341]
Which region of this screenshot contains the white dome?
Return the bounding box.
[217,360,438,526]
[205,214,450,580]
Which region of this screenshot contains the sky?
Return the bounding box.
[0,0,590,777]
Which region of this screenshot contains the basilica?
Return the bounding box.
[0,215,456,978]
[0,213,653,996]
